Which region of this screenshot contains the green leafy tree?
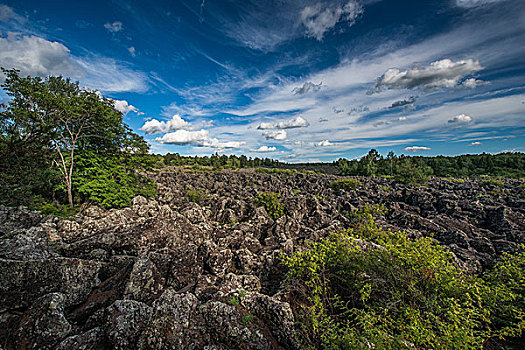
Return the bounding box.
[0,69,150,208]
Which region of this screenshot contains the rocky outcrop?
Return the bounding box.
[0,169,523,348]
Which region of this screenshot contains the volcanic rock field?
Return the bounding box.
[1,168,524,349]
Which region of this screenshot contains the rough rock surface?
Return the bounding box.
[0,168,523,349]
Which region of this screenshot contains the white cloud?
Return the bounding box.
[75,56,148,92]
[292,81,323,95]
[257,116,309,130]
[455,0,508,8]
[0,33,148,92]
[263,130,287,140]
[369,59,483,94]
[0,33,79,79]
[113,99,139,114]
[461,78,485,88]
[104,21,123,33]
[250,146,277,152]
[315,140,333,147]
[128,46,136,57]
[0,5,24,23]
[404,146,431,152]
[298,1,363,40]
[469,141,483,146]
[140,114,191,135]
[448,114,473,123]
[155,129,245,149]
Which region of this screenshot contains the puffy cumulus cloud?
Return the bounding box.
[298,1,363,40]
[0,4,24,23]
[469,141,483,146]
[156,129,245,149]
[257,116,309,130]
[292,81,323,95]
[128,46,136,57]
[139,114,191,135]
[250,146,277,152]
[389,96,416,109]
[461,78,485,88]
[0,33,148,92]
[369,59,483,94]
[113,99,138,114]
[448,114,473,123]
[404,146,431,152]
[104,21,123,33]
[263,130,287,140]
[455,0,508,8]
[0,33,80,80]
[315,140,332,147]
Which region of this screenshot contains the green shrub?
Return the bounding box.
[72,153,157,209]
[255,192,285,220]
[228,295,240,307]
[282,208,524,349]
[186,187,208,204]
[28,195,76,218]
[330,178,361,191]
[241,314,254,326]
[481,178,504,187]
[255,167,297,175]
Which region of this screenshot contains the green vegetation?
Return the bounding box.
[329,178,361,191]
[228,295,240,307]
[337,149,524,178]
[282,206,524,349]
[481,178,504,187]
[0,69,156,211]
[255,192,285,220]
[186,187,208,204]
[255,167,297,175]
[241,314,254,326]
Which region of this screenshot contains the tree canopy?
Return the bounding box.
[0,69,154,212]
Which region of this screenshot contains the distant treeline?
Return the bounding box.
[335,150,524,179]
[148,150,524,179]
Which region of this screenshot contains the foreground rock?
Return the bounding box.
[0,168,523,348]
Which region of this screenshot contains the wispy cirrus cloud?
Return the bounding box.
[455,0,510,8]
[104,21,123,33]
[298,1,363,40]
[0,4,25,23]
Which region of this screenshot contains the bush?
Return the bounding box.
[255,192,285,220]
[72,152,157,209]
[282,208,524,349]
[330,178,361,191]
[186,187,208,204]
[481,178,504,187]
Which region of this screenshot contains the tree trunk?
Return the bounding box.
[67,183,73,209]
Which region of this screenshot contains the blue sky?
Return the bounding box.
[0,0,524,162]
